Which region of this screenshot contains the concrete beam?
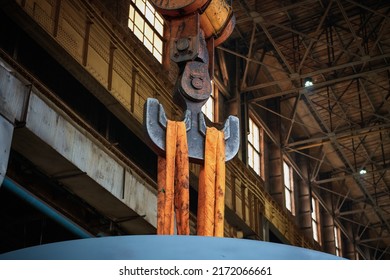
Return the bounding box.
[0,61,157,234]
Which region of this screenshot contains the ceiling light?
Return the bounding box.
[304,77,313,87]
[359,168,367,175]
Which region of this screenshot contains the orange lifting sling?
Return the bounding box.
[149,0,234,238]
[157,121,225,237]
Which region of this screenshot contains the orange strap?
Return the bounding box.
[157,120,189,235]
[197,127,226,237]
[157,122,226,237]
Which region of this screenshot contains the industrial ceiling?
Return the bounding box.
[219,0,390,259]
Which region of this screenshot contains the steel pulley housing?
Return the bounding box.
[150,0,235,46]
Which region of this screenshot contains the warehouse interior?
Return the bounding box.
[0,0,389,259]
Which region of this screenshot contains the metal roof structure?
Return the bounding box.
[218,0,390,259]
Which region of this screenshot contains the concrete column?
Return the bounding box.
[343,222,357,259]
[267,99,283,206]
[296,155,313,240]
[321,187,336,255]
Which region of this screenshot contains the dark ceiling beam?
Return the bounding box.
[358,79,376,112]
[250,17,362,64]
[248,104,280,145]
[334,188,352,214]
[336,0,367,56]
[287,18,385,211]
[236,0,321,24]
[236,0,298,75]
[313,186,368,258]
[286,122,390,150]
[368,12,390,57]
[357,236,390,244]
[283,93,301,146]
[241,54,390,93]
[314,184,362,203]
[248,65,390,101]
[310,98,360,128]
[213,77,230,99]
[338,215,373,228]
[301,82,390,233]
[216,48,229,87]
[345,0,390,20]
[338,208,366,216]
[286,147,327,163]
[288,2,390,248]
[297,0,333,73]
[378,245,390,260]
[234,0,390,258]
[310,88,390,123]
[311,152,327,180]
[324,3,390,196]
[251,102,325,135]
[240,23,257,89]
[256,20,294,74]
[314,166,390,185]
[218,46,285,72]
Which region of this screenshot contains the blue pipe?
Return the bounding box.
[2,177,94,239]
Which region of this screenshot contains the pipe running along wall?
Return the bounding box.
[1,177,94,239]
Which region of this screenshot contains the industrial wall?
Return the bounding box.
[0,0,325,255]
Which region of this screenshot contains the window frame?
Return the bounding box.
[334,225,342,257]
[128,0,164,63]
[283,160,295,215]
[247,116,264,178]
[311,196,321,244]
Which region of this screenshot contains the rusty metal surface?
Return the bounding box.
[150,0,209,17]
[200,0,233,39]
[178,61,211,102]
[144,8,240,163]
[213,13,235,46]
[169,14,200,63]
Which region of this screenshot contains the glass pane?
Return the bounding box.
[153,48,162,63]
[202,95,214,121]
[135,0,145,13]
[248,119,253,144]
[129,5,135,21]
[154,19,164,36]
[253,124,259,140]
[285,188,291,211]
[312,220,318,241]
[144,23,153,42]
[134,26,143,41]
[248,145,254,168]
[254,152,260,175]
[145,6,154,25]
[146,0,155,13]
[334,226,339,247]
[134,12,144,30]
[144,37,153,52]
[154,35,163,52]
[311,198,317,220]
[254,127,260,151]
[283,162,290,189]
[155,12,164,26]
[128,21,134,31]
